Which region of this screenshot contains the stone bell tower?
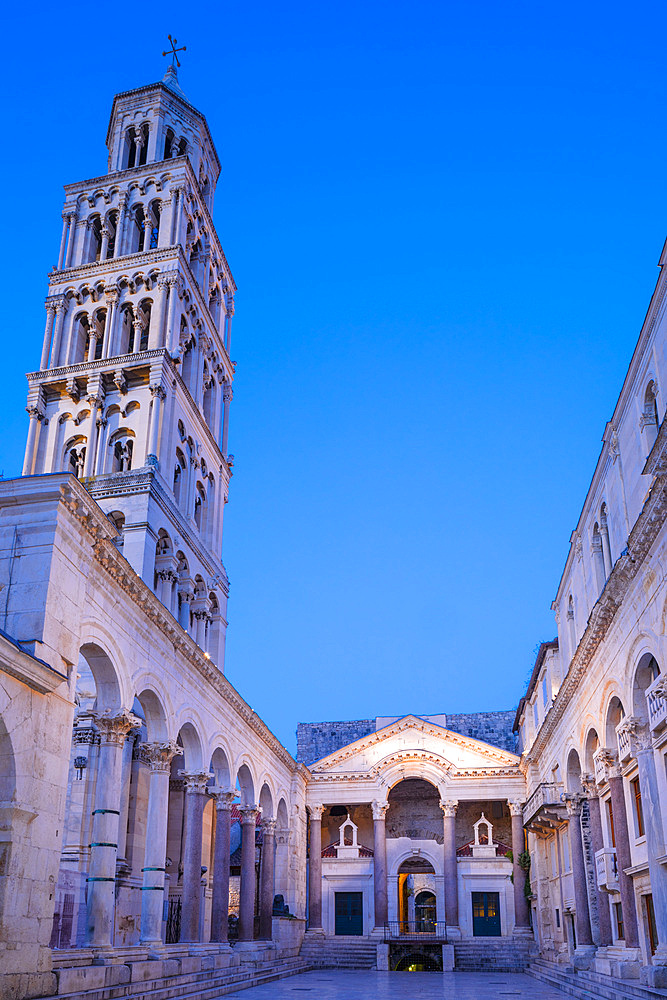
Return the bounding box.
[21,63,236,666]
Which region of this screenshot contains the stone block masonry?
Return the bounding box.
[296,710,517,764]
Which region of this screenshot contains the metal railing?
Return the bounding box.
[384,920,447,941]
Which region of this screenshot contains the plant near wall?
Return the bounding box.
[505,848,532,898]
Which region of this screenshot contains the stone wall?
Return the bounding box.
[296,710,518,764]
[296,720,375,764]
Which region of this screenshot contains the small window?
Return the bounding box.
[533,702,539,729]
[606,797,616,848]
[631,777,644,838]
[555,908,560,928]
[542,675,549,707]
[561,829,570,872]
[614,901,624,940]
[645,894,658,955]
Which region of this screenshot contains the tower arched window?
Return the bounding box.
[64,437,86,478]
[194,483,205,530]
[138,123,149,166]
[110,431,134,473]
[592,522,606,594]
[163,128,175,160]
[138,299,152,351]
[107,211,118,257]
[641,380,660,451]
[148,200,161,249]
[173,448,186,507]
[600,502,612,578]
[126,128,137,169]
[88,216,102,263]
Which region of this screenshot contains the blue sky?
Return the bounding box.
[3,1,667,752]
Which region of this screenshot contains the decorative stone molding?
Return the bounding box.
[138,740,183,772]
[309,804,325,820]
[508,800,524,816]
[618,716,653,755]
[564,793,585,817]
[239,805,259,824]
[371,800,389,821]
[210,788,236,811]
[179,770,213,794]
[261,818,277,836]
[113,369,127,395]
[440,799,458,817]
[91,708,142,746]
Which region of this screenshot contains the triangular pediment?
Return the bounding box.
[308,714,519,775]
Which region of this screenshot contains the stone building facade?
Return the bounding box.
[4,57,667,1000]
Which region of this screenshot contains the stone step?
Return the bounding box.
[528,963,667,1000]
[45,958,310,1000]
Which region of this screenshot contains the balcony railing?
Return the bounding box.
[616,721,632,763]
[595,846,619,891]
[384,921,447,941]
[593,747,608,786]
[522,782,564,827]
[647,675,667,733]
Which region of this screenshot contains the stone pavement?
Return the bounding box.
[224,969,566,998]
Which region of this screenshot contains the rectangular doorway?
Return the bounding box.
[335,892,363,935]
[472,891,501,936]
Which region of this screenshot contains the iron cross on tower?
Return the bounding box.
[162,34,186,68]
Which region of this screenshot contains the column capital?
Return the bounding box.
[581,773,598,798]
[309,803,325,820]
[239,804,259,824]
[564,792,585,817]
[150,383,167,401]
[210,787,236,810]
[508,800,524,817]
[440,799,458,817]
[618,716,653,755]
[372,800,389,821]
[261,817,277,836]
[138,739,183,772]
[91,708,142,746]
[594,746,622,782]
[179,769,213,794]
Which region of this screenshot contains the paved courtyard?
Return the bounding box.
[226,970,567,998]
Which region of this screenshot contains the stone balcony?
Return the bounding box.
[647,674,667,733]
[616,720,632,763]
[595,846,619,891]
[523,782,565,833]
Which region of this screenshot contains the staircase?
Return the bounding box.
[45,956,311,1000]
[453,938,537,972]
[299,935,377,969]
[528,958,667,1000]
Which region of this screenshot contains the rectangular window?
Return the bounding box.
[606,797,616,848]
[533,702,539,729]
[550,839,558,878]
[632,777,645,838]
[644,894,658,955]
[561,828,571,872]
[542,675,549,707]
[614,901,624,940]
[555,908,560,928]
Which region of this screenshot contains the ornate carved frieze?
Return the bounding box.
[91,708,142,745]
[138,740,183,772]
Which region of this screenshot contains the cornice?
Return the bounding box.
[525,470,667,762]
[27,349,165,383]
[0,629,68,694]
[49,247,178,285]
[50,475,295,771]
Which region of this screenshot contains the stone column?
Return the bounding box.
[100,226,110,262]
[116,732,137,867]
[259,818,276,940]
[224,300,234,355]
[210,789,235,943]
[85,709,141,948]
[440,799,459,936]
[40,303,56,370]
[22,406,43,476]
[166,275,182,353]
[57,213,69,268]
[132,311,144,354]
[565,795,595,959]
[597,749,639,948]
[508,801,531,933]
[624,719,667,971]
[139,741,183,947]
[582,777,612,947]
[50,299,68,368]
[114,197,127,258]
[238,805,259,943]
[102,290,118,358]
[222,383,233,457]
[83,392,103,478]
[64,212,78,267]
[372,800,389,930]
[146,385,166,466]
[308,804,324,930]
[179,770,212,943]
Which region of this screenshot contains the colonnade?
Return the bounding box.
[76,711,280,952]
[306,796,531,936]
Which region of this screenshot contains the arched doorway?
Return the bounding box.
[394,951,441,971]
[415,890,437,932]
[397,855,436,931]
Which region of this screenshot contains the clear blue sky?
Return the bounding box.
[3,1,667,752]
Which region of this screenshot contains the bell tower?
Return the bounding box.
[22,63,236,667]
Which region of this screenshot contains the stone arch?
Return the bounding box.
[632,650,661,720]
[235,760,256,806]
[375,756,449,799]
[565,747,583,793]
[177,720,203,770]
[136,687,168,741]
[78,640,123,712]
[392,844,441,877]
[258,781,274,819]
[276,797,289,828]
[583,726,600,776]
[209,745,231,787]
[604,695,626,747]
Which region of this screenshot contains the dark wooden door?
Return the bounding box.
[335,892,363,935]
[472,891,501,936]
